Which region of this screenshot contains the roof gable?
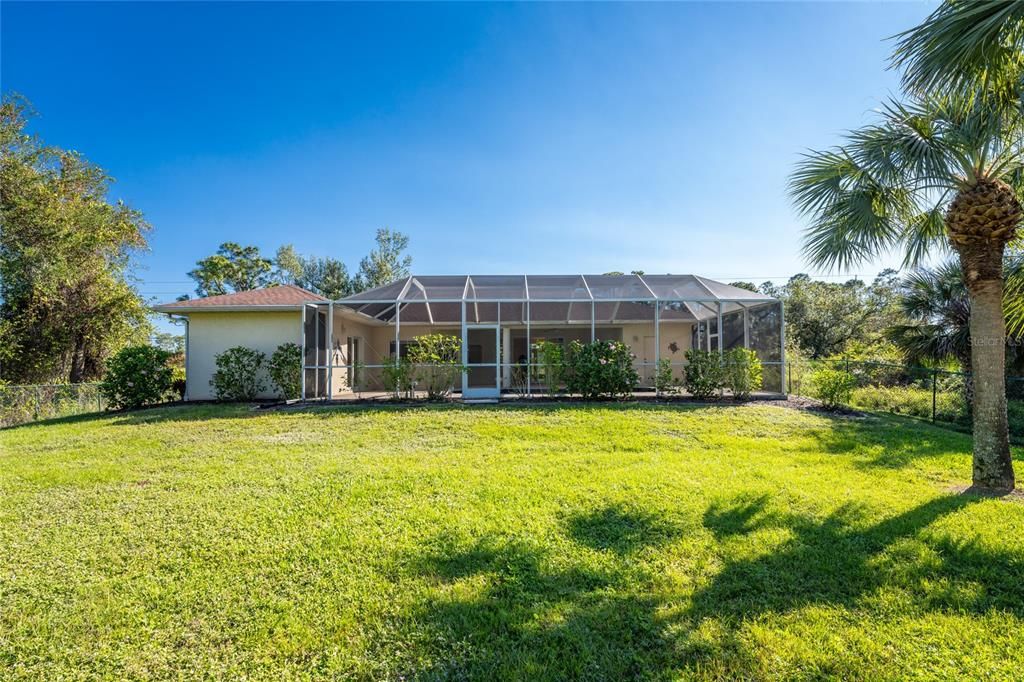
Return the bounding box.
[153,284,327,312]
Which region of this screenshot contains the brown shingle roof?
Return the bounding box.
[153,284,327,312]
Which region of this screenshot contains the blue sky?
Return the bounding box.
[3,1,933,311]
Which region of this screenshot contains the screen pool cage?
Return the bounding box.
[301,274,784,400]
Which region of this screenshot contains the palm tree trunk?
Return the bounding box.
[960,250,1015,491]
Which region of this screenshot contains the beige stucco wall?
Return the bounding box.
[620,322,693,361]
[620,322,693,383]
[185,311,302,400]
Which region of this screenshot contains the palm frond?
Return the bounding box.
[891,1,1024,100]
[1006,248,1024,336]
[902,204,951,268]
[887,323,966,365]
[888,260,972,366]
[792,149,908,270]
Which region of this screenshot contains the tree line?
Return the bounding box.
[731,259,1024,376]
[184,228,412,300]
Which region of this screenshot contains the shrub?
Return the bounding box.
[684,349,723,400]
[850,385,965,422]
[532,340,565,395]
[408,333,463,400]
[268,342,302,400]
[350,360,366,394]
[211,346,267,401]
[654,358,680,395]
[383,356,414,399]
[812,368,855,409]
[565,340,639,399]
[722,348,763,400]
[171,366,186,400]
[100,345,174,410]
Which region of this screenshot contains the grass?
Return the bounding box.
[1,403,1023,680]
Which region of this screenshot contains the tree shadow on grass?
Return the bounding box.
[400,493,1022,679]
[404,530,679,680]
[692,491,1024,620]
[799,413,1024,470]
[566,504,682,555]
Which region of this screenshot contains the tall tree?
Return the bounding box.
[355,228,412,290]
[274,244,354,299]
[771,275,876,359]
[188,242,273,297]
[0,94,151,384]
[273,244,305,286]
[790,88,1022,491]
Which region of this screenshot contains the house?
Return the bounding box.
[155,274,784,401]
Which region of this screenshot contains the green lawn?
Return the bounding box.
[2,404,1023,680]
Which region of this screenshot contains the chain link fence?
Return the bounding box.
[787,359,1024,440]
[0,384,107,428]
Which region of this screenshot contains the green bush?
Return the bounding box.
[812,368,855,409]
[170,366,186,400]
[383,356,414,399]
[722,348,763,400]
[654,358,680,395]
[211,346,267,401]
[408,334,463,400]
[684,349,723,400]
[565,340,639,399]
[100,345,174,410]
[268,343,302,400]
[532,340,565,395]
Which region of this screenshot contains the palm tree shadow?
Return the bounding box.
[402,504,687,679]
[691,491,1023,621]
[800,415,1010,470]
[566,504,681,555]
[401,494,1022,678]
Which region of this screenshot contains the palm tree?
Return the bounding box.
[790,92,1022,491]
[888,261,973,372]
[887,255,1024,406]
[890,0,1024,339]
[891,1,1024,102]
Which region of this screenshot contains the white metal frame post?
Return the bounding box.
[525,300,531,398]
[460,300,467,395]
[717,301,724,398]
[496,301,502,394]
[326,302,333,401]
[581,275,595,343]
[314,307,320,398]
[780,299,787,395]
[394,302,401,364]
[654,302,661,396]
[300,304,307,401]
[743,306,750,349]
